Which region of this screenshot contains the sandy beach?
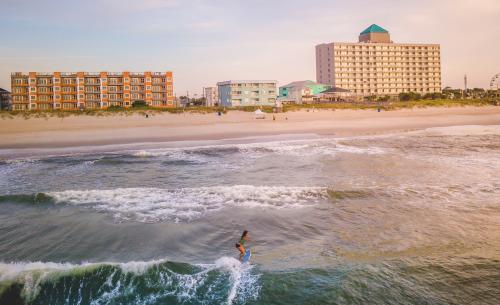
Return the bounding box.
[1,106,500,149]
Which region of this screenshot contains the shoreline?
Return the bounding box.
[1,106,500,151]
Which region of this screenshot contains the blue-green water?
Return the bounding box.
[1,126,499,304]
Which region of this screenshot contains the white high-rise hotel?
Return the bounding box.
[316,24,441,96]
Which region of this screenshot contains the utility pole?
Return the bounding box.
[463,74,467,99]
[202,87,206,106]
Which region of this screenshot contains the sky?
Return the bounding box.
[0,0,499,95]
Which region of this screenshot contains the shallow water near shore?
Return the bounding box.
[1,125,500,304]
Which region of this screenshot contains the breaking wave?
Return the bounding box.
[0,257,260,305]
[1,182,499,224]
[127,139,385,160]
[0,186,328,223]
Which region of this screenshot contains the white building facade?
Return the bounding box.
[217,80,277,107]
[204,86,218,106]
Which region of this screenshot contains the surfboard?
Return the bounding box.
[242,249,251,263]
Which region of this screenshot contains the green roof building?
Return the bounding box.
[315,24,442,96]
[358,24,391,43]
[279,80,331,104]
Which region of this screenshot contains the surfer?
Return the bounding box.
[235,242,245,261]
[236,230,251,262]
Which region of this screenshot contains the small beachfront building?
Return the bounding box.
[318,87,354,102]
[0,88,11,110]
[278,80,331,104]
[217,80,277,107]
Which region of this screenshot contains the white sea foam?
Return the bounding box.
[47,185,328,223]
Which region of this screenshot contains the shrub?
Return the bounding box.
[107,105,124,111]
[132,100,148,108]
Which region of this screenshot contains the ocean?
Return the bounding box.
[0,125,499,305]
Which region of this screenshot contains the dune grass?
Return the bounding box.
[0,99,497,119]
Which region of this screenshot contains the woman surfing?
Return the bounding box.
[235,230,251,262]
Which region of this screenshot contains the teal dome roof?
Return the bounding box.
[360,24,388,35]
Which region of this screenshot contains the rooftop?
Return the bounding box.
[320,87,351,94]
[217,80,277,85]
[360,24,388,35]
[280,80,326,88]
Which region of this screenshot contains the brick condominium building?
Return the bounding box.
[10,71,173,110]
[316,24,441,96]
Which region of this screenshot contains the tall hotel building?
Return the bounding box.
[10,71,174,110]
[316,24,441,96]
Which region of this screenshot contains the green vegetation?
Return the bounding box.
[0,98,498,120]
[132,100,148,108]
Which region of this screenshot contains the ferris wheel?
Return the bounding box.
[490,73,500,90]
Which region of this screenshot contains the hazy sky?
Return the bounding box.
[0,0,499,95]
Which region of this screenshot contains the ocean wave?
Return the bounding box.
[126,139,385,162]
[2,182,498,223]
[44,186,328,223]
[0,257,260,305]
